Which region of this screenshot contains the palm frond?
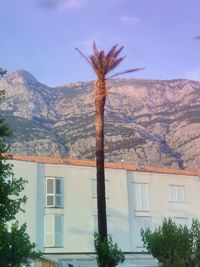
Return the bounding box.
[105,56,116,74]
[113,46,124,59]
[104,46,124,74]
[76,42,144,81]
[106,44,118,60]
[75,48,92,67]
[89,55,101,76]
[106,68,145,79]
[99,51,106,74]
[108,57,126,73]
[93,42,99,58]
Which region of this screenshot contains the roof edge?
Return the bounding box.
[5,154,200,176]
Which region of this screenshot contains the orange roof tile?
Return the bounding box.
[5,153,200,176]
[140,165,200,176]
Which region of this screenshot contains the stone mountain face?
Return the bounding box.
[0,69,200,170]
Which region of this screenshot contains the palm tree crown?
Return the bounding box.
[76,42,143,81]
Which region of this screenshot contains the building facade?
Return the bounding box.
[10,155,200,266]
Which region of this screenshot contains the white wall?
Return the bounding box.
[11,159,200,254]
[11,160,38,246]
[127,170,200,251]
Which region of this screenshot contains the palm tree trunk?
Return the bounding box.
[95,79,107,240]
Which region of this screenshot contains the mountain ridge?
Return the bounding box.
[0,69,200,170]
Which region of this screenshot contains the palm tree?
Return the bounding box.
[76,42,143,240]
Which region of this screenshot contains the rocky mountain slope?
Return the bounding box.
[0,69,200,170]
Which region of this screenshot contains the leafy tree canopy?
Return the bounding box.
[141,217,200,267]
[0,70,40,266]
[0,67,6,100]
[94,233,125,267]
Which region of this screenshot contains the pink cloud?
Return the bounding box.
[120,16,140,27]
[34,0,86,9]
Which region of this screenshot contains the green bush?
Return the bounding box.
[141,217,200,267]
[94,233,125,267]
[0,115,40,266]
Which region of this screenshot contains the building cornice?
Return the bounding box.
[6,153,200,177]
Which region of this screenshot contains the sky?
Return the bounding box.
[1,0,200,86]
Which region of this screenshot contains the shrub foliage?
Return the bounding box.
[141,217,200,267]
[94,233,125,267]
[0,115,40,267]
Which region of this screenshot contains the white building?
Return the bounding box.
[10,155,200,267]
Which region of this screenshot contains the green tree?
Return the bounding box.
[94,233,125,267]
[0,67,7,100]
[0,67,7,78]
[141,217,200,267]
[0,71,39,266]
[76,42,143,241]
[0,116,39,267]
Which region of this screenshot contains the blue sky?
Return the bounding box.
[1,0,200,86]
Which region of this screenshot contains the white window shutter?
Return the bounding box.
[134,183,149,211]
[55,178,62,207]
[173,217,188,226]
[135,184,142,210]
[170,185,177,201]
[170,185,185,202]
[135,217,151,248]
[47,178,54,194]
[92,179,108,199]
[142,184,149,211]
[105,180,108,198]
[46,178,54,207]
[107,216,113,236]
[61,178,64,207]
[92,179,97,198]
[178,186,185,202]
[54,215,63,247]
[45,215,54,247]
[93,215,98,233]
[92,199,97,215]
[46,177,64,207]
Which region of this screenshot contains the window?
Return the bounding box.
[169,185,185,202]
[135,217,151,248]
[134,183,149,211]
[173,217,188,226]
[46,177,63,207]
[92,179,108,198]
[93,215,112,235]
[45,215,64,247]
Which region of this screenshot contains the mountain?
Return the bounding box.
[0,69,200,170]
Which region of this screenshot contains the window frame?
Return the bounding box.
[173,217,188,227]
[135,216,152,248]
[134,182,150,211]
[93,214,112,235]
[46,177,63,208]
[45,214,64,248]
[169,184,185,203]
[91,178,109,199]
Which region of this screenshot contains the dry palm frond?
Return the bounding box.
[107,68,145,79]
[113,46,124,59]
[93,42,99,58]
[106,44,118,60]
[76,42,144,82]
[107,57,126,73]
